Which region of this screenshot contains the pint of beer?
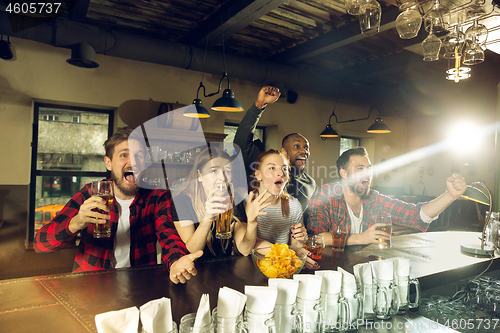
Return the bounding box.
[214,181,233,239]
[91,180,114,238]
[331,224,348,252]
[376,215,392,249]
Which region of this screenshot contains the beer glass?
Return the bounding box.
[361,283,376,320]
[396,276,420,313]
[339,289,363,332]
[331,224,348,252]
[243,310,276,333]
[213,181,233,239]
[295,297,323,333]
[91,180,113,238]
[212,308,244,333]
[376,215,392,249]
[304,235,325,260]
[179,313,214,333]
[274,303,301,333]
[319,292,349,332]
[373,278,399,319]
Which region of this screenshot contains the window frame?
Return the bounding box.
[224,122,266,148]
[27,103,114,248]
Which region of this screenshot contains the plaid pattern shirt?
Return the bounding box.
[34,181,188,272]
[307,183,431,235]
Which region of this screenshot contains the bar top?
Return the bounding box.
[0,231,497,333]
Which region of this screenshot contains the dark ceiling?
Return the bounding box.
[1,0,500,112]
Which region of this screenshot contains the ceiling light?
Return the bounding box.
[211,73,244,112]
[367,117,391,133]
[320,124,339,139]
[184,98,210,118]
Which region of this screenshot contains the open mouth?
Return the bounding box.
[124,171,136,183]
[274,180,284,187]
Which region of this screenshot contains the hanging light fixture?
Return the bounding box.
[211,72,244,112]
[367,117,391,133]
[320,124,340,139]
[320,105,391,139]
[446,47,471,83]
[184,81,211,118]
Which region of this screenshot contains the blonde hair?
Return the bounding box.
[174,146,232,255]
[250,149,291,217]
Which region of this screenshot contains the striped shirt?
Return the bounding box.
[256,197,303,244]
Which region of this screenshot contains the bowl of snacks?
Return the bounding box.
[251,243,307,279]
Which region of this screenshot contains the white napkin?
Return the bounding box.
[338,267,357,293]
[388,257,412,305]
[95,306,140,333]
[353,263,373,285]
[268,278,299,305]
[245,286,278,315]
[140,297,174,333]
[293,274,323,300]
[389,257,410,277]
[370,260,394,281]
[315,270,342,294]
[193,294,211,333]
[217,287,247,318]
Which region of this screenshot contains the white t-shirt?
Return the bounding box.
[113,197,134,268]
[346,203,363,234]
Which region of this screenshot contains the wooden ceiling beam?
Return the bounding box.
[269,6,400,64]
[180,0,287,47]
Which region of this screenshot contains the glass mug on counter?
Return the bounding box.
[295,296,324,333]
[213,181,233,239]
[376,215,392,249]
[396,276,420,313]
[91,180,113,238]
[274,303,302,333]
[373,277,399,319]
[179,313,214,333]
[212,307,244,333]
[331,224,348,252]
[242,309,276,333]
[319,291,349,332]
[339,289,363,331]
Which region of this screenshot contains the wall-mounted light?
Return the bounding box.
[320,106,391,140]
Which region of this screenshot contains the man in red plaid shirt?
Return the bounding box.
[307,147,467,246]
[34,128,201,284]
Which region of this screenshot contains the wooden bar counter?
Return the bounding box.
[1,231,499,333]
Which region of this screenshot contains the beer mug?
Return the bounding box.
[274,303,302,333]
[213,181,233,239]
[243,310,276,333]
[179,313,214,333]
[212,307,244,333]
[142,322,178,333]
[360,283,376,320]
[339,290,363,332]
[373,278,399,319]
[295,297,324,333]
[91,180,114,238]
[319,292,349,332]
[396,276,420,313]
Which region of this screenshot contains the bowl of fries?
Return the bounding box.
[251,243,307,279]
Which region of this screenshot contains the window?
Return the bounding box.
[340,137,360,155]
[28,104,113,246]
[224,123,265,154]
